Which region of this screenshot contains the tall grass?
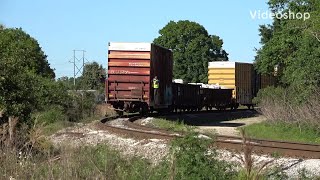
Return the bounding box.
[0,144,160,179]
[0,120,161,179]
[254,87,320,133]
[0,119,238,180]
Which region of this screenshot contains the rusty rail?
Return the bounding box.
[99,115,320,159]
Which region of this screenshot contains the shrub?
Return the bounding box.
[167,132,236,179]
[33,106,66,125]
[66,91,96,122]
[254,86,320,130]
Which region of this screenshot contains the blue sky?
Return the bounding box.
[1,0,271,78]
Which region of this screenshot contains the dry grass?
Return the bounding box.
[235,129,275,180]
[257,88,320,130]
[0,118,157,180]
[95,104,117,117]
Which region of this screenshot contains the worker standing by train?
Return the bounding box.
[153,76,159,104]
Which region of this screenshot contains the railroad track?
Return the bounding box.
[215,136,320,159]
[99,114,320,159]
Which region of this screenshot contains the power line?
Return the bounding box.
[68,50,89,87]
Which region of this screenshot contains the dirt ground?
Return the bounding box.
[161,110,266,136]
[196,115,266,136]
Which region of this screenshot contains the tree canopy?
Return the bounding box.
[154,20,228,83]
[0,28,55,79]
[255,0,320,92]
[81,62,105,90]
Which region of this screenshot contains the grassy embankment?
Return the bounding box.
[152,115,320,144]
[243,122,320,144]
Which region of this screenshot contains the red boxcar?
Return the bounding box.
[106,42,173,113]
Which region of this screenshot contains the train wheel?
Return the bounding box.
[139,104,149,116]
[116,110,123,116]
[232,103,239,110]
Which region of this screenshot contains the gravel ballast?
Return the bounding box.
[50,120,320,178]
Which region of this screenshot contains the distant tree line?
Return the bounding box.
[57,62,106,92]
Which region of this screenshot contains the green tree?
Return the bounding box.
[0,28,57,124]
[255,0,320,92]
[56,62,105,91]
[0,28,55,79]
[57,76,76,90]
[81,62,105,90]
[154,20,228,83]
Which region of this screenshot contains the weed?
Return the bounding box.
[235,129,275,180]
[168,132,236,179]
[152,118,194,132]
[255,87,320,130]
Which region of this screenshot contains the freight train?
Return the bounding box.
[105,42,274,114]
[208,61,275,109]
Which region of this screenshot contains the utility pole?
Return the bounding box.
[69,50,87,88]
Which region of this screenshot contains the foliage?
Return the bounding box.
[56,76,77,90]
[167,132,236,179]
[254,86,320,129]
[81,62,105,91]
[0,71,70,124]
[0,28,60,124]
[154,20,228,83]
[152,118,194,132]
[0,27,95,126]
[0,143,158,179]
[34,78,72,111]
[255,0,320,94]
[57,62,106,91]
[33,106,66,125]
[0,70,39,122]
[0,28,55,79]
[65,91,97,122]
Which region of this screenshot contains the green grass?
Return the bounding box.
[151,118,194,132]
[43,120,75,135]
[242,122,320,144]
